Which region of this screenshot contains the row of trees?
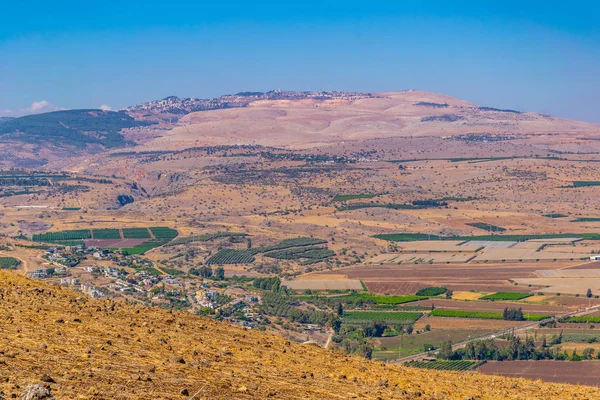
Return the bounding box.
[189,265,225,280]
[438,335,600,361]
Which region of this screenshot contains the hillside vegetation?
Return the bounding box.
[0,270,598,399]
[0,109,150,148]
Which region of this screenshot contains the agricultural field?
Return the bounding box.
[479,361,600,386]
[405,360,480,371]
[92,229,121,239]
[560,316,600,324]
[543,214,569,218]
[480,292,533,301]
[332,193,377,201]
[32,229,91,242]
[281,279,364,291]
[122,228,151,239]
[328,262,561,295]
[374,329,499,360]
[466,222,506,232]
[0,257,20,269]
[342,311,423,325]
[149,227,179,240]
[451,291,485,301]
[369,252,476,264]
[205,249,256,265]
[430,309,549,321]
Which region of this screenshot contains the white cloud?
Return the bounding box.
[0,100,66,117]
[99,104,113,111]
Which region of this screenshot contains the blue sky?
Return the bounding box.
[1,1,599,122]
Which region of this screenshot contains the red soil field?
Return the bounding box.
[569,261,600,270]
[479,360,600,387]
[365,281,429,295]
[84,239,148,248]
[337,263,546,293]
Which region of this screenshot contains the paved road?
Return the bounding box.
[389,304,600,364]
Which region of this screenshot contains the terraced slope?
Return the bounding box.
[0,270,598,399]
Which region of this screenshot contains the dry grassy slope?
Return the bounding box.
[0,270,598,400]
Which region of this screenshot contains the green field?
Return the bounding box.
[543,213,569,218]
[572,181,600,187]
[122,239,170,255]
[33,229,91,242]
[571,217,600,222]
[205,249,255,265]
[405,360,479,371]
[342,311,423,325]
[92,229,121,239]
[415,287,447,296]
[430,309,548,321]
[373,329,496,360]
[122,227,151,239]
[336,203,422,211]
[332,193,377,201]
[466,222,506,232]
[480,292,533,301]
[0,257,20,269]
[330,293,426,305]
[559,316,600,324]
[149,227,179,239]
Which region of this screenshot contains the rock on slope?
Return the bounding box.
[0,270,597,399]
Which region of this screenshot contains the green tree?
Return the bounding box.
[587,288,593,298]
[438,340,453,360]
[215,267,225,280]
[336,303,344,316]
[582,348,594,360]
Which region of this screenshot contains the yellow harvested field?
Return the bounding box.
[513,277,600,295]
[451,291,485,301]
[369,252,476,264]
[523,295,548,303]
[473,247,592,262]
[396,240,481,252]
[296,273,348,280]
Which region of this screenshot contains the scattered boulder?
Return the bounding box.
[20,384,53,400]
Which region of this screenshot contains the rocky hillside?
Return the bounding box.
[0,270,598,399]
[124,90,373,117]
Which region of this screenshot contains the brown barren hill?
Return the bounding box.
[0,270,599,399]
[133,90,600,151]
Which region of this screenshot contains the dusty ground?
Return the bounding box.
[4,270,600,399]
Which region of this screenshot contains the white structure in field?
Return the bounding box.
[591,256,600,261]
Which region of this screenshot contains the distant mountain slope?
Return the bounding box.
[0,269,597,399]
[124,90,373,120]
[0,109,151,148]
[134,90,600,151]
[0,116,15,123]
